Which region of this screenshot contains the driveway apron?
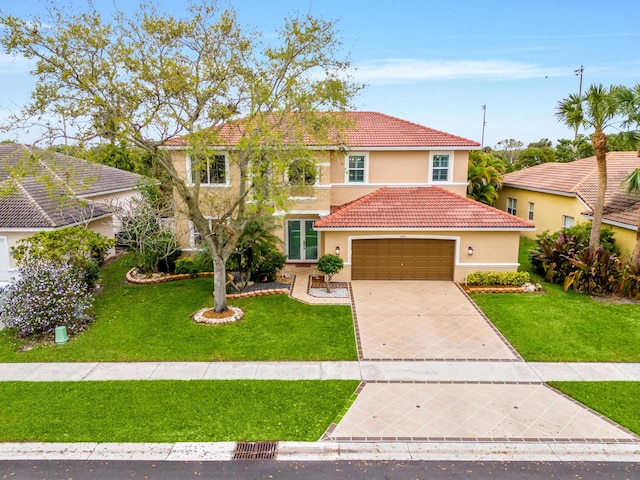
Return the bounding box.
[325,281,639,443]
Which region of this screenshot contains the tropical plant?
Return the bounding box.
[467,151,506,206]
[562,246,622,295]
[556,84,622,254]
[530,232,583,284]
[0,259,93,338]
[317,254,344,292]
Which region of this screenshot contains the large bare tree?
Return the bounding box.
[0,1,361,312]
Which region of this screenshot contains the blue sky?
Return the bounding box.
[1,0,639,148]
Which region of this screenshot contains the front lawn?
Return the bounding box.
[471,237,640,362]
[0,256,357,362]
[550,382,640,435]
[0,380,359,442]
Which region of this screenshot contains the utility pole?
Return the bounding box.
[481,104,487,149]
[574,65,584,141]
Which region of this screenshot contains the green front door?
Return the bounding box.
[287,220,318,261]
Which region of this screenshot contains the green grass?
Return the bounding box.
[0,380,359,442]
[0,256,357,362]
[471,237,640,362]
[550,382,640,435]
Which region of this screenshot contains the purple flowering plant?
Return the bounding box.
[0,258,93,338]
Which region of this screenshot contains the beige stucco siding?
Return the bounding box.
[496,187,587,238]
[320,229,522,283]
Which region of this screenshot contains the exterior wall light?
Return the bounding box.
[467,246,474,256]
[335,246,341,256]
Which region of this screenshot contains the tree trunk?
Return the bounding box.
[589,129,607,254]
[213,255,228,313]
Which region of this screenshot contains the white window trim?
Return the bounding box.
[562,215,575,229]
[429,151,454,183]
[528,202,534,221]
[344,152,369,184]
[186,152,230,187]
[507,198,517,216]
[188,217,219,249]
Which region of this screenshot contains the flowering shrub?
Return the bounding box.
[0,260,93,338]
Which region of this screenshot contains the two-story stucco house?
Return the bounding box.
[166,112,535,282]
[497,151,640,257]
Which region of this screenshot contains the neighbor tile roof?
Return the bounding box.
[0,144,143,228]
[503,151,640,227]
[164,112,480,149]
[314,186,535,230]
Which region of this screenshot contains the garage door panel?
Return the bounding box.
[352,239,454,280]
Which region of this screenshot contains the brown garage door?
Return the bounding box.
[352,239,455,280]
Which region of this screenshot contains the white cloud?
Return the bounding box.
[0,53,32,74]
[350,59,567,84]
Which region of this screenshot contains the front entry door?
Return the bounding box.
[287,220,318,261]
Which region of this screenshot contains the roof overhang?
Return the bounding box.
[314,226,537,232]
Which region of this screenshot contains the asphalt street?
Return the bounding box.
[1,460,640,480]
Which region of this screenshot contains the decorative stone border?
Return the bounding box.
[125,268,214,285]
[126,268,291,299]
[226,288,290,299]
[192,306,245,325]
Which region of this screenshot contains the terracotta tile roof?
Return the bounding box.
[164,112,480,149]
[314,186,535,230]
[0,144,143,229]
[503,151,640,228]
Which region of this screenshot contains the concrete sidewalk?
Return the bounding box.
[2,361,640,382]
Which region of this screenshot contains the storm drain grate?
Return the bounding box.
[232,441,278,460]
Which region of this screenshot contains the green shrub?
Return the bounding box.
[466,271,531,286]
[252,246,286,282]
[11,226,114,289]
[175,257,199,276]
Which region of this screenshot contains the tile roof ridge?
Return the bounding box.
[362,112,480,145]
[573,156,602,194]
[15,178,57,227]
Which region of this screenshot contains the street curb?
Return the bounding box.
[1,441,639,462]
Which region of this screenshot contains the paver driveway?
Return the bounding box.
[326,281,639,443]
[350,281,518,360]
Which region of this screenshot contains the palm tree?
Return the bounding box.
[556,84,621,253]
[467,151,506,206]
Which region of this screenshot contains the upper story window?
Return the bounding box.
[288,158,318,186]
[528,202,535,221]
[346,153,367,183]
[430,152,452,182]
[188,153,228,186]
[507,198,517,216]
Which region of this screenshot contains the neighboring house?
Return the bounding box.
[0,144,144,285]
[497,151,640,256]
[166,111,535,282]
